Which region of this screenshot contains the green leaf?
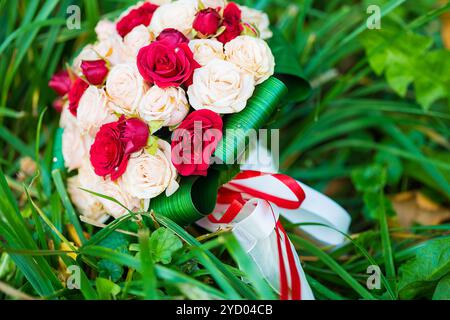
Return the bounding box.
[360,21,450,109]
[97,232,130,282]
[149,227,182,265]
[96,277,121,300]
[351,164,386,193]
[433,274,450,300]
[375,151,403,185]
[98,260,123,282]
[398,237,450,299]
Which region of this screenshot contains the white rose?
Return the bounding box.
[201,0,226,9]
[62,124,92,171]
[59,102,77,129]
[239,5,273,40]
[187,59,255,114]
[150,0,173,4]
[96,178,144,219]
[225,36,275,85]
[189,39,224,66]
[106,64,146,115]
[138,86,189,128]
[94,34,130,66]
[67,162,109,223]
[123,25,154,59]
[150,0,198,36]
[77,86,117,136]
[95,20,117,42]
[121,140,179,199]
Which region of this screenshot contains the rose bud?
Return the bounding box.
[193,8,221,36]
[116,2,159,37]
[171,110,223,176]
[217,2,243,44]
[52,98,64,113]
[81,59,109,86]
[90,120,129,180]
[68,77,89,116]
[137,41,200,88]
[49,70,71,96]
[156,28,189,47]
[121,118,150,154]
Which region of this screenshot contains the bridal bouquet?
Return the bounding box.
[49,0,351,300]
[49,0,276,221]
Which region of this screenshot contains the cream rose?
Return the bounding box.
[94,34,129,66]
[96,178,144,219]
[95,20,117,42]
[239,5,273,40]
[123,25,154,59]
[225,35,275,85]
[121,140,179,199]
[77,86,117,136]
[187,59,255,114]
[67,163,109,223]
[150,0,173,4]
[138,86,189,128]
[201,0,226,9]
[59,102,77,129]
[62,124,92,171]
[188,39,224,66]
[106,64,146,115]
[150,0,198,36]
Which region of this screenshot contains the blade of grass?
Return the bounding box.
[138,228,158,300]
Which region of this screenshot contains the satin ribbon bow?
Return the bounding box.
[198,170,315,300]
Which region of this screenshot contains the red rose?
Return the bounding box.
[156,28,189,47]
[193,8,221,36]
[217,2,243,44]
[49,70,71,96]
[137,40,200,88]
[68,78,89,116]
[90,120,129,180]
[171,110,223,176]
[116,2,159,37]
[122,118,149,154]
[52,98,64,113]
[90,117,149,180]
[81,60,109,86]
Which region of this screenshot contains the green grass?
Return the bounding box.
[0,0,449,300]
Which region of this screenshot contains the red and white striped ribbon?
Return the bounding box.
[198,170,314,300]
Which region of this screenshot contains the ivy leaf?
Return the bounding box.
[398,237,450,299]
[375,150,403,186]
[351,164,386,193]
[360,21,450,109]
[149,227,183,264]
[98,232,130,281]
